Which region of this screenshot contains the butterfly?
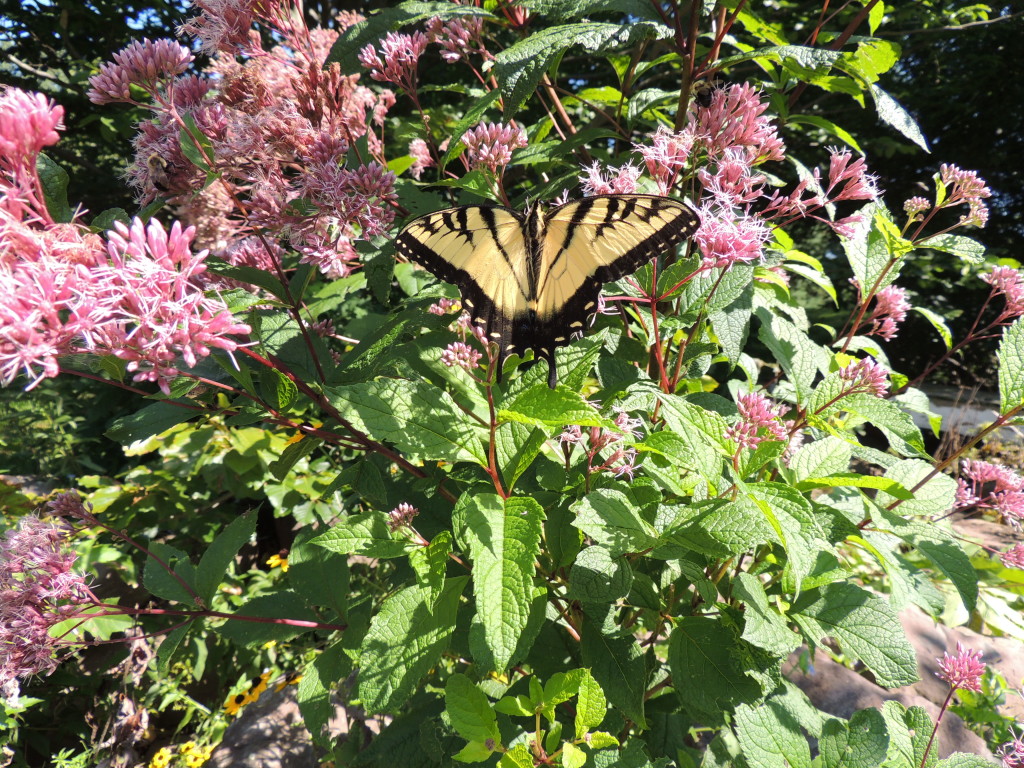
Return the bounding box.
[395,194,701,387]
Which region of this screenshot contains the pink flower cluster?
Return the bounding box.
[0,516,91,686]
[0,88,65,224]
[387,502,419,531]
[982,267,1024,323]
[462,122,528,175]
[940,163,992,228]
[838,358,890,398]
[726,392,788,450]
[936,642,986,692]
[87,38,193,104]
[359,31,429,94]
[999,734,1024,768]
[865,285,912,341]
[425,16,489,64]
[580,162,642,196]
[954,459,1024,526]
[440,341,483,371]
[559,408,643,480]
[1001,543,1024,569]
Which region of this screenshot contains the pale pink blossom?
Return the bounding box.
[865,285,911,341]
[462,121,527,174]
[955,459,1024,524]
[635,125,694,194]
[692,83,785,164]
[982,267,1024,321]
[838,358,889,398]
[940,164,991,228]
[180,0,277,55]
[998,734,1024,768]
[0,89,65,170]
[580,162,641,196]
[559,425,584,445]
[726,392,787,450]
[999,543,1024,569]
[425,16,488,63]
[409,138,434,180]
[936,642,986,692]
[358,32,428,94]
[441,341,483,370]
[697,148,767,207]
[387,502,419,531]
[428,297,460,316]
[903,196,930,219]
[823,149,879,202]
[694,208,769,270]
[87,39,194,103]
[0,516,91,685]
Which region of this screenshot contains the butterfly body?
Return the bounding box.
[396,194,700,387]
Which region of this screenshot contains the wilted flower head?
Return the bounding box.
[936,642,986,692]
[0,515,91,685]
[462,121,527,175]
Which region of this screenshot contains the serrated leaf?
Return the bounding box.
[311,512,415,559]
[498,384,607,429]
[494,22,670,115]
[358,576,468,714]
[668,616,762,722]
[106,401,196,444]
[196,513,255,604]
[998,319,1024,414]
[843,203,910,294]
[298,641,352,747]
[178,112,216,172]
[446,673,501,747]
[920,233,986,263]
[157,624,190,676]
[327,379,486,464]
[580,609,647,728]
[36,154,72,223]
[269,436,321,481]
[790,582,918,687]
[144,542,197,604]
[787,115,862,153]
[569,546,632,603]
[881,701,933,768]
[571,489,659,557]
[459,494,545,671]
[733,573,800,656]
[844,394,928,457]
[795,473,912,498]
[735,700,811,768]
[755,307,828,401]
[575,669,607,736]
[788,436,852,481]
[818,709,888,768]
[869,84,929,151]
[409,531,452,609]
[288,529,349,618]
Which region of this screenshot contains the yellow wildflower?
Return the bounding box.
[149,747,173,768]
[266,553,289,572]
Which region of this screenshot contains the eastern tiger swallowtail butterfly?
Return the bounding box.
[395,194,701,387]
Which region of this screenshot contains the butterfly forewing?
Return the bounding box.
[395,206,529,372]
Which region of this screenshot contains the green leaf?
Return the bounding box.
[998,319,1024,414]
[36,154,73,223]
[298,641,352,747]
[178,112,216,172]
[409,531,452,609]
[358,576,468,714]
[733,573,800,656]
[144,542,197,604]
[843,203,910,293]
[498,385,607,429]
[734,700,811,768]
[913,307,954,350]
[459,494,545,671]
[880,702,933,768]
[215,591,318,647]
[787,436,852,481]
[575,669,607,736]
[494,22,670,115]
[919,233,986,263]
[844,394,928,457]
[934,756,1000,768]
[311,512,415,559]
[571,489,659,557]
[869,84,929,151]
[106,401,196,444]
[668,616,762,722]
[755,307,828,401]
[795,473,912,498]
[440,88,504,169]
[327,379,487,464]
[790,583,918,687]
[362,241,395,305]
[787,115,862,153]
[269,436,321,481]
[784,261,838,304]
[204,257,291,302]
[446,673,501,748]
[580,608,647,728]
[157,624,190,676]
[818,709,888,768]
[196,513,255,605]
[568,546,632,604]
